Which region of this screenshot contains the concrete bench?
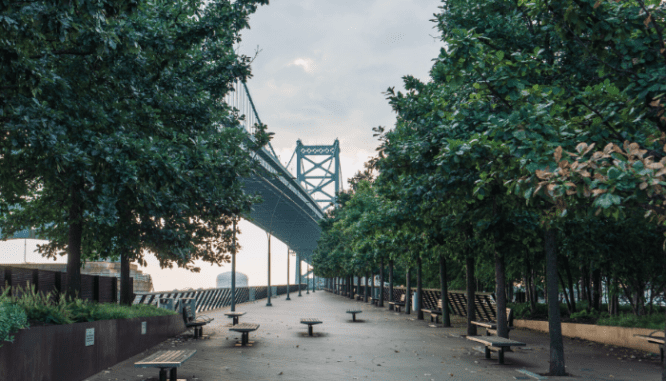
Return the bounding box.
[229,323,260,346]
[466,335,525,364]
[182,305,213,338]
[388,294,406,312]
[134,349,196,381]
[635,331,665,361]
[346,310,362,322]
[224,311,246,325]
[301,318,323,336]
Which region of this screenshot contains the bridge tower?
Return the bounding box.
[293,139,341,211]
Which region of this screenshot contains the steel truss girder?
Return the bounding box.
[295,139,340,211]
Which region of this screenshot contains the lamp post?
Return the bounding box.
[266,232,272,307]
[231,220,237,312]
[306,263,310,295]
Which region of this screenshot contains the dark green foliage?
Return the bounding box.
[0,0,270,297]
[0,285,174,327]
[597,313,666,330]
[0,302,29,346]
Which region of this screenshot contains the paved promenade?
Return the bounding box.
[86,291,661,381]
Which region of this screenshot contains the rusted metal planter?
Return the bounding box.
[0,314,185,381]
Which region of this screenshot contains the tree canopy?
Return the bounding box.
[313,0,666,376]
[1,0,270,299]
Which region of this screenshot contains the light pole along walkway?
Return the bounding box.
[85,292,661,381]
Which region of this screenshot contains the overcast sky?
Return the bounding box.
[0,0,445,291]
[240,0,443,185]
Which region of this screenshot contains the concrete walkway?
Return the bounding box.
[85,291,662,381]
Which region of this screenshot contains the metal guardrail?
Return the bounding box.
[133,284,307,313]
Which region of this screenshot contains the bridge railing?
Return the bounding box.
[133,284,306,313]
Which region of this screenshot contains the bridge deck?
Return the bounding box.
[85,292,659,381]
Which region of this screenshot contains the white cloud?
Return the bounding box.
[290,58,317,73]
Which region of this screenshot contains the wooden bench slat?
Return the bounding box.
[229,323,260,332]
[471,321,495,329]
[300,318,322,324]
[467,336,525,347]
[135,350,197,368]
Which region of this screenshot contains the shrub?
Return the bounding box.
[0,302,29,346]
[597,313,666,330]
[569,308,610,323]
[508,302,567,320]
[0,284,175,326]
[4,285,73,325]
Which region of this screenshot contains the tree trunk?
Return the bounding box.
[379,258,385,307]
[577,278,582,302]
[545,228,566,376]
[582,265,592,309]
[371,272,375,302]
[119,206,134,306]
[466,256,477,336]
[405,267,411,315]
[592,267,602,311]
[544,264,548,304]
[389,260,394,309]
[660,253,666,379]
[439,254,451,327]
[120,249,132,305]
[364,273,369,302]
[526,256,536,313]
[417,256,423,320]
[66,183,83,300]
[558,271,574,315]
[563,255,577,313]
[357,275,362,298]
[495,251,508,338]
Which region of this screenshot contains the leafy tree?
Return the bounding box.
[0,0,269,299]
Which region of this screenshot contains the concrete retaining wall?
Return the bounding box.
[0,314,185,381]
[515,319,662,353]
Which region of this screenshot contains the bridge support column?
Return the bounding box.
[405,268,411,315]
[286,248,291,300]
[379,258,385,307]
[231,220,237,312]
[266,233,272,307]
[297,253,302,297]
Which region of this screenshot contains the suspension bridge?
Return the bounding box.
[224,80,341,267]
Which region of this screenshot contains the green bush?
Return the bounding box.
[597,313,666,330]
[0,284,175,326]
[0,302,29,346]
[6,286,73,325]
[569,308,610,323]
[508,302,567,320]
